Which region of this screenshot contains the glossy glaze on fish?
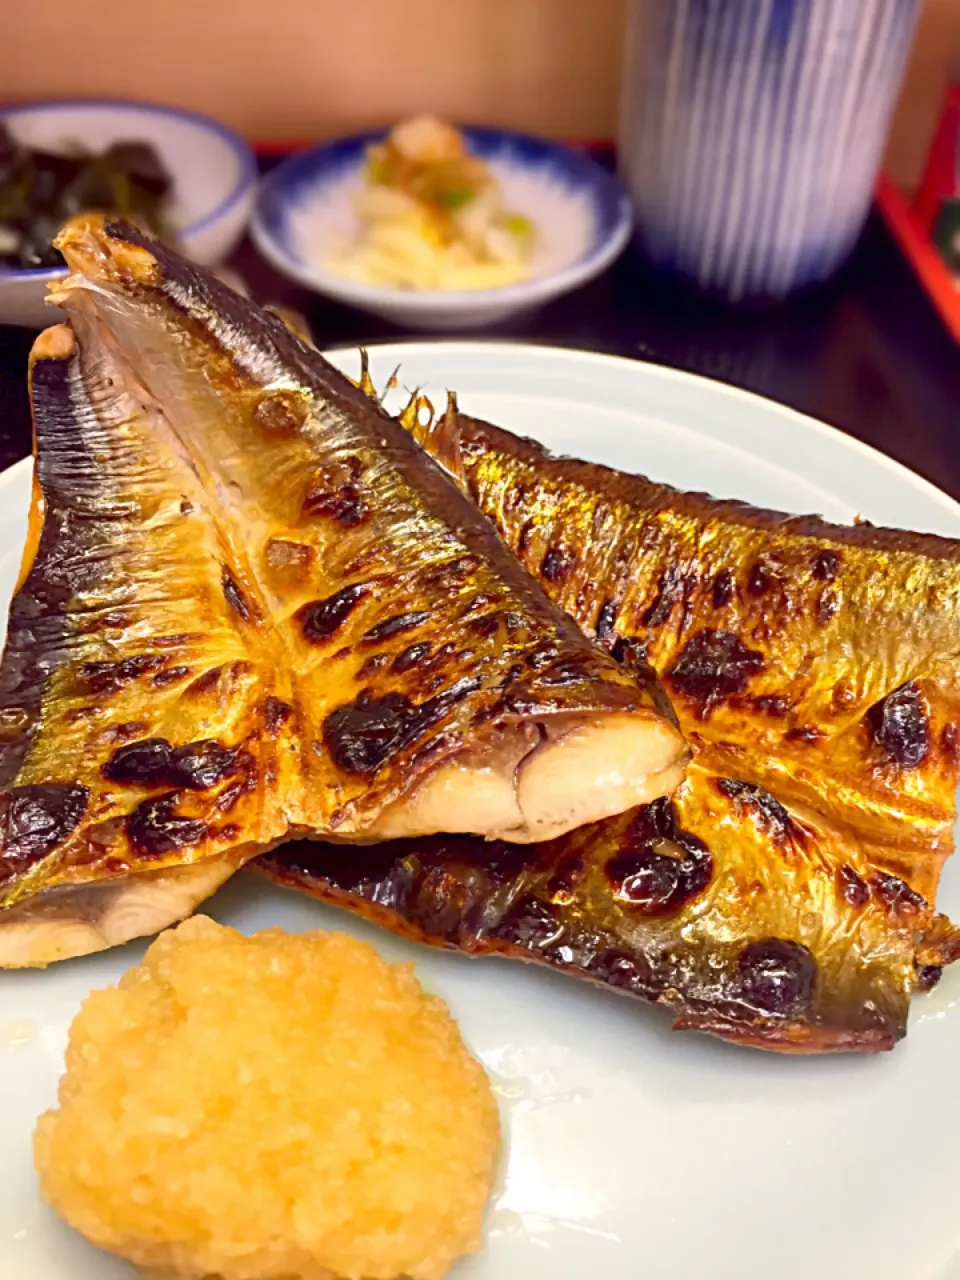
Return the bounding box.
[260,394,960,1051]
[0,220,686,966]
[264,761,923,1052]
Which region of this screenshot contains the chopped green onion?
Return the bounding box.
[500,213,534,239]
[434,185,476,210]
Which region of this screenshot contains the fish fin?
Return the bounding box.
[917,912,960,967]
[409,390,468,488]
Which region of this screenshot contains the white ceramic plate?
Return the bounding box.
[2,343,960,1280]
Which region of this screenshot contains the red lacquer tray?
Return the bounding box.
[876,84,960,344]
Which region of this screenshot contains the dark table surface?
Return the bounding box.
[1,182,958,497]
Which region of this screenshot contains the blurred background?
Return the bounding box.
[1,0,958,490]
[6,0,956,193]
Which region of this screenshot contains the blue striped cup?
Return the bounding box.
[619,0,920,299]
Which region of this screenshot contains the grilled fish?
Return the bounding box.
[0,220,686,967]
[260,395,960,1051]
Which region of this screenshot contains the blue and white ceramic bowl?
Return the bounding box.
[0,100,256,327]
[252,128,632,330]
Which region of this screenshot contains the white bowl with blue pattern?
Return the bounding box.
[0,100,256,328]
[251,128,632,330]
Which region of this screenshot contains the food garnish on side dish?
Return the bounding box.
[326,116,536,291]
[0,215,686,968]
[260,389,960,1054]
[35,917,499,1280]
[0,126,172,268]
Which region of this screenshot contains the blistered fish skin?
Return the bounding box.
[0,219,686,966]
[259,396,960,1052]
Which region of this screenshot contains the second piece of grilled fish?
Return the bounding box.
[0,221,686,966]
[259,392,960,1051]
[410,407,960,907]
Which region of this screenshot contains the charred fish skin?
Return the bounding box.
[408,409,960,921]
[1,325,279,892]
[258,393,957,1052]
[0,324,282,964]
[259,761,913,1054]
[49,216,687,844]
[0,220,688,967]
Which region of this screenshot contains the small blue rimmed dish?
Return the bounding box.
[251,127,632,330]
[0,100,257,327]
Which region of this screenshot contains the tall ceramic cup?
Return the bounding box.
[619,0,920,299]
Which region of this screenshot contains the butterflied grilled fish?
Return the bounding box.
[0,221,686,967]
[259,394,960,1051]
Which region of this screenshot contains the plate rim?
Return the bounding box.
[3,342,957,525]
[323,340,960,523]
[3,343,957,527]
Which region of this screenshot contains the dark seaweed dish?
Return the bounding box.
[0,125,172,269]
